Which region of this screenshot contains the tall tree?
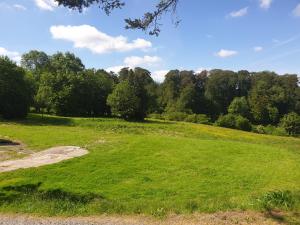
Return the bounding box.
[205,70,238,114]
[0,57,32,119]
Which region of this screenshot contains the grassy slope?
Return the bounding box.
[0,114,299,216]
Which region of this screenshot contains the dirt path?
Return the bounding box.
[0,146,88,173]
[0,212,282,225]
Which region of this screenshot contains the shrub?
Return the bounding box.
[253,125,287,136]
[260,190,295,210]
[216,114,252,131]
[147,113,164,120]
[264,125,288,136]
[184,114,211,124]
[254,125,266,134]
[216,114,236,129]
[235,116,252,131]
[280,112,300,136]
[163,112,189,121]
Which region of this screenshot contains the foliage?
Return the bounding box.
[253,125,288,136]
[163,112,189,121]
[107,81,141,120]
[280,112,300,135]
[3,50,300,137]
[228,97,250,118]
[184,114,211,124]
[0,57,32,119]
[205,70,239,114]
[260,190,295,210]
[55,0,179,36]
[216,114,252,131]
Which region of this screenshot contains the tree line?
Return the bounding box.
[0,50,299,135]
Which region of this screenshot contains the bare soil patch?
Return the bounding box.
[0,212,283,225]
[0,146,88,173]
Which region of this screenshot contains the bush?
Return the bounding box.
[235,116,252,131]
[280,112,300,136]
[216,114,252,131]
[253,125,288,136]
[184,114,211,124]
[254,125,266,134]
[260,190,295,210]
[163,112,189,121]
[147,113,164,120]
[216,114,236,129]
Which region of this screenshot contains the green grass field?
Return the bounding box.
[0,114,299,217]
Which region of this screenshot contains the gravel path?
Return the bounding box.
[0,212,281,225]
[0,146,88,173]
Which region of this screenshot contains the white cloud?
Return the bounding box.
[254,46,263,52]
[106,55,161,73]
[293,4,300,17]
[34,0,58,11]
[106,65,125,74]
[0,3,26,11]
[195,67,211,73]
[13,4,27,10]
[259,0,272,9]
[0,47,21,63]
[124,55,161,67]
[229,7,248,18]
[215,49,238,58]
[152,70,169,83]
[50,25,152,54]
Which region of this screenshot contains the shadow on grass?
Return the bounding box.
[265,210,300,225]
[0,113,175,127]
[0,114,74,127]
[0,182,103,204]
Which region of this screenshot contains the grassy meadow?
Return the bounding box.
[0,114,299,217]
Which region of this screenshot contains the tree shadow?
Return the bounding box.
[265,210,300,225]
[0,182,104,204]
[0,114,74,127]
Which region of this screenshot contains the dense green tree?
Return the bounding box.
[119,67,155,119]
[205,70,238,114]
[228,97,250,118]
[107,81,140,120]
[38,69,114,116]
[21,50,50,79]
[236,70,251,97]
[160,70,181,111]
[247,72,296,124]
[280,112,300,135]
[49,52,85,74]
[0,57,32,119]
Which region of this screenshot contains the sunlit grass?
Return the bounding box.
[0,114,299,216]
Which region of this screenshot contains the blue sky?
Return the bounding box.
[0,0,300,82]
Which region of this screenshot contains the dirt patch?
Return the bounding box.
[0,139,31,162]
[0,212,283,225]
[0,146,88,173]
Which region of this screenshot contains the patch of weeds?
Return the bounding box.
[151,207,167,218]
[259,190,295,210]
[185,200,198,213]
